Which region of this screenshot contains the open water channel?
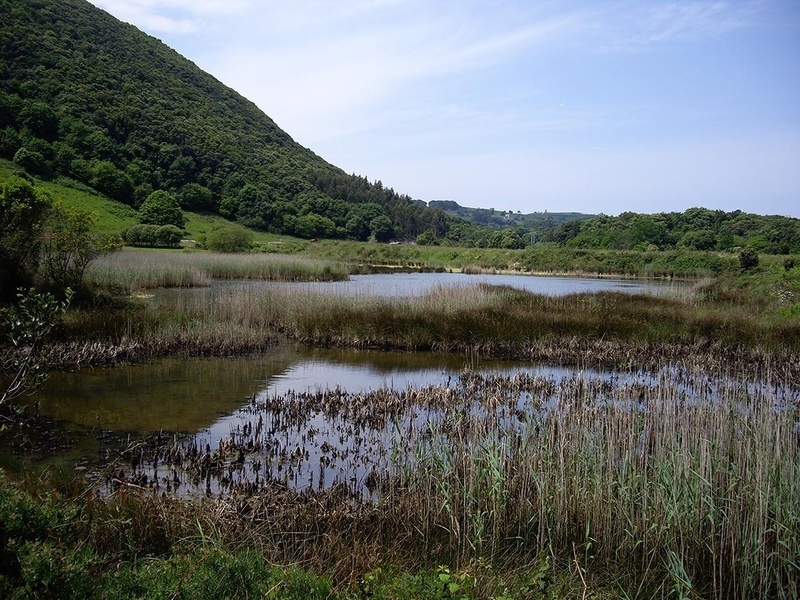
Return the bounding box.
[3,273,702,495]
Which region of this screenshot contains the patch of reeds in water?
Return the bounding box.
[97,362,798,598]
[86,249,350,291]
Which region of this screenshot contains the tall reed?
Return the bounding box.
[86,249,350,291]
[376,367,798,598]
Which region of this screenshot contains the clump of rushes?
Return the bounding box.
[85,248,350,292]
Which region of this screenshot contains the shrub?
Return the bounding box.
[739,246,759,272]
[205,226,253,253]
[122,224,182,248]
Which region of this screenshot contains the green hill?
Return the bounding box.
[427,200,595,235]
[0,0,452,242]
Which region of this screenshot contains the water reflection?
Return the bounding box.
[7,347,573,482]
[11,344,794,499]
[151,271,684,302]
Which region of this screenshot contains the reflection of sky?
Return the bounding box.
[209,272,682,299]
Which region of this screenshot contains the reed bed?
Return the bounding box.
[92,363,799,598]
[130,282,799,376]
[25,281,796,378]
[86,248,350,291]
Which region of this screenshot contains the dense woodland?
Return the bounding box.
[543,208,800,254]
[1,0,798,253]
[0,0,462,243]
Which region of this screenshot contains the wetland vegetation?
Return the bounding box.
[1,0,799,595]
[2,245,798,598]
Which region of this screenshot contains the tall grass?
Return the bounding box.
[25,364,794,598]
[375,366,799,598]
[86,248,350,291]
[44,282,799,375]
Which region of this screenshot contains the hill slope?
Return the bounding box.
[0,0,450,241]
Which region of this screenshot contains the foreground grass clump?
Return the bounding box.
[86,248,350,291]
[0,471,585,598]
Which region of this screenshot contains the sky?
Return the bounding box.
[87,0,800,218]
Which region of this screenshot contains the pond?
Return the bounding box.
[149,271,687,302]
[1,273,760,499]
[7,339,794,499]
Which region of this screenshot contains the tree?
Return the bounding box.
[0,176,52,302]
[41,201,119,295]
[178,183,213,211]
[739,247,759,272]
[138,190,185,228]
[91,160,134,204]
[369,215,395,242]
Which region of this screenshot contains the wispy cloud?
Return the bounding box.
[590,1,757,51]
[91,0,252,33]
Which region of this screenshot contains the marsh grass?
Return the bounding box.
[163,282,799,360]
[34,281,797,376]
[3,361,794,598]
[86,248,350,291]
[375,367,799,598]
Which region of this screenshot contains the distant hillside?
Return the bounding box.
[428,200,595,235]
[544,208,800,254]
[0,0,454,242]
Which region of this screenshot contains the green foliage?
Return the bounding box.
[739,246,759,272]
[177,182,213,211]
[546,208,800,254]
[0,0,465,242]
[138,190,185,228]
[1,288,71,409]
[204,226,253,253]
[0,175,52,302]
[90,160,134,204]
[122,224,182,248]
[369,214,395,242]
[41,201,119,294]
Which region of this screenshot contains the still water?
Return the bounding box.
[3,273,690,493]
[10,342,797,498]
[154,271,684,300]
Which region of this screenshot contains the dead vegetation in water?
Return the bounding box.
[83,362,798,598]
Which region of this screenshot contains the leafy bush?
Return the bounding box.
[205,226,253,253]
[739,246,759,272]
[122,224,182,248]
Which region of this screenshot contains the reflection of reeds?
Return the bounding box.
[86,249,350,291]
[99,366,798,598]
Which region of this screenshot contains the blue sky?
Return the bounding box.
[88,0,800,217]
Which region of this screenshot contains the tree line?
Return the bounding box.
[543,208,800,254]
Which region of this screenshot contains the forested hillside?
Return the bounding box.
[544,208,800,254]
[0,0,452,241]
[428,200,594,234]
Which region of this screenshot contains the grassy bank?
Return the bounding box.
[257,238,779,279]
